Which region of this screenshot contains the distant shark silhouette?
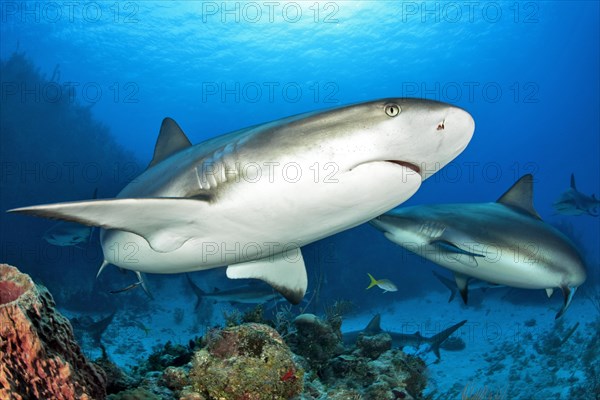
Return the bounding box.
[71,311,115,346]
[43,188,98,246]
[186,274,281,309]
[553,173,600,216]
[342,314,467,359]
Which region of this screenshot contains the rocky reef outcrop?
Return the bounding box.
[187,323,303,400]
[0,263,106,400]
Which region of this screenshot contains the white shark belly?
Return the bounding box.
[419,248,562,289]
[102,162,421,273]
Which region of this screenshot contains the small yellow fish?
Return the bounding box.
[366,273,397,293]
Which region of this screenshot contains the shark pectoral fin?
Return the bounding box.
[8,198,212,253]
[545,288,554,298]
[226,248,307,305]
[454,273,469,304]
[431,240,482,268]
[555,286,577,319]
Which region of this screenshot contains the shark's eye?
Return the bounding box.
[384,103,401,117]
[437,120,445,131]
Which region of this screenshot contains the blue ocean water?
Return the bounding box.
[1,1,599,399]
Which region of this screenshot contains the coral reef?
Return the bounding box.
[145,340,194,372]
[288,313,344,372]
[0,263,106,400]
[189,323,303,399]
[290,313,428,399]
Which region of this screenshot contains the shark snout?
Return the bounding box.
[412,103,475,181]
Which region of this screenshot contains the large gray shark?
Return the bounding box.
[370,175,587,319]
[342,314,467,359]
[8,99,474,304]
[553,173,600,216]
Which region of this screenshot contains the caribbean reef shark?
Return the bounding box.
[370,174,587,319]
[553,173,600,216]
[186,274,281,309]
[8,99,474,304]
[343,314,467,359]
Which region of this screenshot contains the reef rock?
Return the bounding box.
[0,263,106,400]
[288,313,344,371]
[189,323,303,400]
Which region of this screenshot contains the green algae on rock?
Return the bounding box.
[189,323,303,400]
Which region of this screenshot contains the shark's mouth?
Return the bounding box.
[386,160,421,176]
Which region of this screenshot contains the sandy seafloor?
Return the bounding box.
[60,277,598,400]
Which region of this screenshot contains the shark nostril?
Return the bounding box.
[437,120,445,131]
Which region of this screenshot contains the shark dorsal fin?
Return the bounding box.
[364,314,382,334]
[148,118,192,169]
[496,174,541,219]
[570,173,577,190]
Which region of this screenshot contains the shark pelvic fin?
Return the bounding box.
[545,288,554,298]
[186,274,205,310]
[555,286,577,319]
[226,248,307,304]
[497,174,541,220]
[454,273,469,304]
[432,271,458,303]
[148,117,192,169]
[136,271,154,300]
[8,198,211,253]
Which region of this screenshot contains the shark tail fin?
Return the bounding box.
[366,273,379,290]
[570,173,577,190]
[428,320,467,359]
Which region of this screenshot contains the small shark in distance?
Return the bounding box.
[553,173,600,216]
[186,274,281,309]
[370,175,587,319]
[342,314,467,359]
[43,189,98,246]
[8,99,475,304]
